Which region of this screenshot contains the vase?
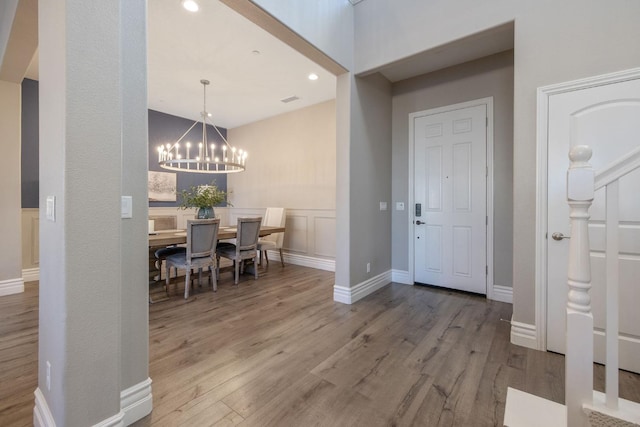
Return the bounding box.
[197,206,214,219]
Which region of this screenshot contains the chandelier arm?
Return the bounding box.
[172,119,201,149]
[205,116,231,147]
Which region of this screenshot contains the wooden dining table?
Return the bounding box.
[148,225,286,248]
[148,225,286,299]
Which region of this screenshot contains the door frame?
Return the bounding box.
[533,67,640,351]
[408,97,494,297]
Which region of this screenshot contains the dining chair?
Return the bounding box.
[166,219,220,299]
[257,207,286,267]
[216,217,262,285]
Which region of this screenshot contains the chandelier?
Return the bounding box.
[157,79,247,174]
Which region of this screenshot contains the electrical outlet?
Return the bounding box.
[46,361,51,391]
[366,262,371,273]
[396,202,405,211]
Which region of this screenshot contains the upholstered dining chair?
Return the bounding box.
[257,207,286,267]
[166,219,220,299]
[216,217,262,285]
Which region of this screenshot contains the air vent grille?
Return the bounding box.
[280,95,299,104]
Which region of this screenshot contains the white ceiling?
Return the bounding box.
[147,0,336,129]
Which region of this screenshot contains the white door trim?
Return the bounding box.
[408,97,494,297]
[534,67,640,351]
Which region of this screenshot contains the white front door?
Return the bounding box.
[413,104,487,294]
[546,77,640,373]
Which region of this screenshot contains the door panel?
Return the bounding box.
[546,78,640,373]
[414,104,487,294]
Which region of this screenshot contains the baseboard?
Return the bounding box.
[34,388,56,427]
[0,277,24,296]
[491,285,513,303]
[333,270,392,304]
[120,377,152,425]
[268,250,335,272]
[391,269,412,285]
[22,267,40,282]
[510,320,538,350]
[93,411,124,427]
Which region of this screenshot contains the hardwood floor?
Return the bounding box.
[1,265,639,426]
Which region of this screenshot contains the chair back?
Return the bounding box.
[261,207,286,248]
[186,219,220,259]
[236,217,262,252]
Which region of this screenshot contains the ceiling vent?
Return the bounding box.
[280,95,300,104]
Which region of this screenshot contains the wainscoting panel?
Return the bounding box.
[313,217,336,258]
[21,209,39,271]
[283,215,309,254]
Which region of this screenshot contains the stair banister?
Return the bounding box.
[565,145,595,427]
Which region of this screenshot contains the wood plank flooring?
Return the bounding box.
[1,265,639,426]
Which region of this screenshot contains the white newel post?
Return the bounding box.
[565,146,595,427]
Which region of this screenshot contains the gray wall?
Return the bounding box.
[350,73,393,283]
[21,78,38,208]
[352,0,640,325]
[391,50,514,289]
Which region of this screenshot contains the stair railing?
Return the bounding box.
[565,144,640,426]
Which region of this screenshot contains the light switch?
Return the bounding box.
[380,202,387,211]
[396,202,405,211]
[46,196,56,222]
[121,196,133,219]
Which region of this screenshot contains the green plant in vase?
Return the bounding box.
[178,181,231,219]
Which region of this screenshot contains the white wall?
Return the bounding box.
[227,100,336,209]
[250,0,354,71]
[226,100,337,269]
[391,51,514,290]
[353,0,640,326]
[0,80,23,295]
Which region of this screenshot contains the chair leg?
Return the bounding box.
[209,265,217,292]
[184,268,191,299]
[264,250,269,266]
[253,257,258,280]
[165,261,171,292]
[198,268,203,288]
[258,250,262,266]
[234,260,240,285]
[279,248,284,267]
[216,255,220,279]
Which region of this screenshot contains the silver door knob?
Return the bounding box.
[415,220,425,225]
[551,232,570,241]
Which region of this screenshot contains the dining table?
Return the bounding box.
[148,225,286,299]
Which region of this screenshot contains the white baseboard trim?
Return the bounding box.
[22,267,40,282]
[120,377,152,425]
[491,285,513,303]
[0,277,24,296]
[333,270,392,304]
[269,250,335,272]
[93,411,124,427]
[34,388,56,427]
[511,320,538,350]
[391,269,412,285]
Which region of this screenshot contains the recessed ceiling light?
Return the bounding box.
[308,73,319,81]
[181,0,199,12]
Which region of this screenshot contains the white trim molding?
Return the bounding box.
[333,270,392,304]
[34,388,56,427]
[22,267,39,282]
[490,285,513,303]
[391,269,411,285]
[120,377,152,426]
[271,251,335,272]
[510,320,538,350]
[92,411,124,427]
[0,277,24,296]
[535,67,640,352]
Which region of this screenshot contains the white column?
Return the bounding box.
[36,1,149,425]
